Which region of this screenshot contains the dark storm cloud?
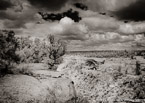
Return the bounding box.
[73,3,88,11]
[114,0,145,21]
[27,0,68,11]
[0,10,20,20]
[0,0,39,29]
[4,20,26,28]
[99,12,106,15]
[38,9,81,22]
[1,8,37,29]
[0,0,13,10]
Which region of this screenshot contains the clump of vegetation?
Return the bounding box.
[16,36,48,63]
[85,59,99,70]
[0,30,66,74]
[0,30,20,77]
[13,34,66,71]
[136,61,141,75]
[75,96,89,103]
[45,35,66,70]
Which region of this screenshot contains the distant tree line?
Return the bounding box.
[68,50,145,58]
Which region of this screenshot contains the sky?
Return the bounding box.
[0,0,145,51]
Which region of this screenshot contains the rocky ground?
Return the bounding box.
[58,55,145,103]
[0,56,145,103]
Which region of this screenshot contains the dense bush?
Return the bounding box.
[45,35,66,70]
[16,36,48,63]
[0,30,20,76]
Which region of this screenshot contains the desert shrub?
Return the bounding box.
[45,35,66,70]
[136,61,141,75]
[16,37,48,63]
[0,30,20,76]
[120,76,145,99]
[75,96,89,103]
[84,59,105,70]
[16,36,33,63]
[85,59,98,70]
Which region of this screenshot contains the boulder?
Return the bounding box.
[0,74,77,103]
[52,78,76,103]
[0,75,48,103]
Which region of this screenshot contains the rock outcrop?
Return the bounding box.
[0,74,76,103]
[0,75,48,103]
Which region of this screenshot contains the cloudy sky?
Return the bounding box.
[0,0,145,51]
